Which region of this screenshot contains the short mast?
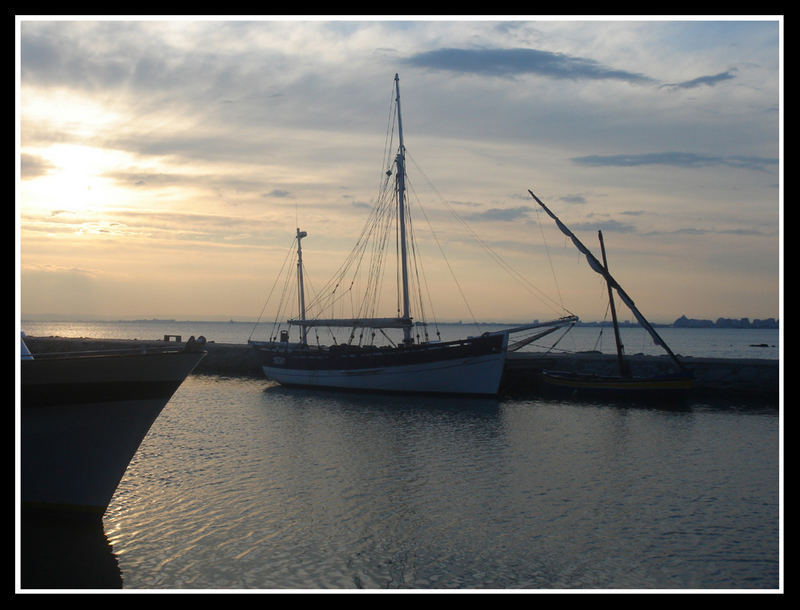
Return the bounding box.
[296,227,308,344]
[598,231,630,377]
[394,73,412,344]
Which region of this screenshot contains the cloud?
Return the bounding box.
[264,189,291,198]
[20,153,55,179]
[404,47,655,84]
[466,205,535,222]
[103,169,274,200]
[21,23,136,91]
[644,226,771,237]
[571,152,778,172]
[660,69,738,90]
[557,194,587,204]
[569,219,636,234]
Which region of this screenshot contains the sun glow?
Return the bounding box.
[19,85,148,214]
[21,144,140,214]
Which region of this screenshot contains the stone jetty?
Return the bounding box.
[22,335,779,403]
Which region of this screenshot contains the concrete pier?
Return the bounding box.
[503,351,779,402]
[22,336,780,403]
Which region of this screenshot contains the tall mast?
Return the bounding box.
[394,73,412,344]
[296,227,308,344]
[598,231,630,377]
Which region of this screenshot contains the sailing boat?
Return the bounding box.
[527,189,694,397]
[248,75,576,397]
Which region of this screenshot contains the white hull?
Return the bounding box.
[261,349,507,396]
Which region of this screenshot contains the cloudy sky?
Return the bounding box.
[16,16,782,325]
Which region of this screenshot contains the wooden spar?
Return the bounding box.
[528,189,686,371]
[598,230,630,377]
[288,316,412,329]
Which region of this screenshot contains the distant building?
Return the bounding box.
[673,315,778,329]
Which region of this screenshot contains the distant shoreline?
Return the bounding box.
[20,316,779,330]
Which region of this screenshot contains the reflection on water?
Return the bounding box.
[99,375,778,590]
[21,513,122,589]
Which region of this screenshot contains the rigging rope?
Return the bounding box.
[405,174,478,331]
[248,234,298,342]
[534,206,566,313]
[406,152,576,321]
[251,81,576,353]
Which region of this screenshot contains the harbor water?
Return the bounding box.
[20,318,780,361]
[19,320,781,590]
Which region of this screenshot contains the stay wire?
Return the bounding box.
[248,234,299,342]
[407,152,575,320]
[404,173,480,330]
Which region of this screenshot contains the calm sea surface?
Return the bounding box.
[20,320,781,590]
[20,319,780,360]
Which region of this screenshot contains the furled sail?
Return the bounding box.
[528,189,685,370]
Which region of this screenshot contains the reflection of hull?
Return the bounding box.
[541,369,694,398]
[22,512,123,588]
[22,346,205,518]
[253,334,508,396]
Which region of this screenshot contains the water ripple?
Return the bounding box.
[104,376,780,590]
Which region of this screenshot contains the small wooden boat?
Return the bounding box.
[539,370,694,396]
[528,190,694,398]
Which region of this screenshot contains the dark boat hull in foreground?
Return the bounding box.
[252,333,508,397]
[21,341,206,519]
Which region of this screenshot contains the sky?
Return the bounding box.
[16,16,782,326]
